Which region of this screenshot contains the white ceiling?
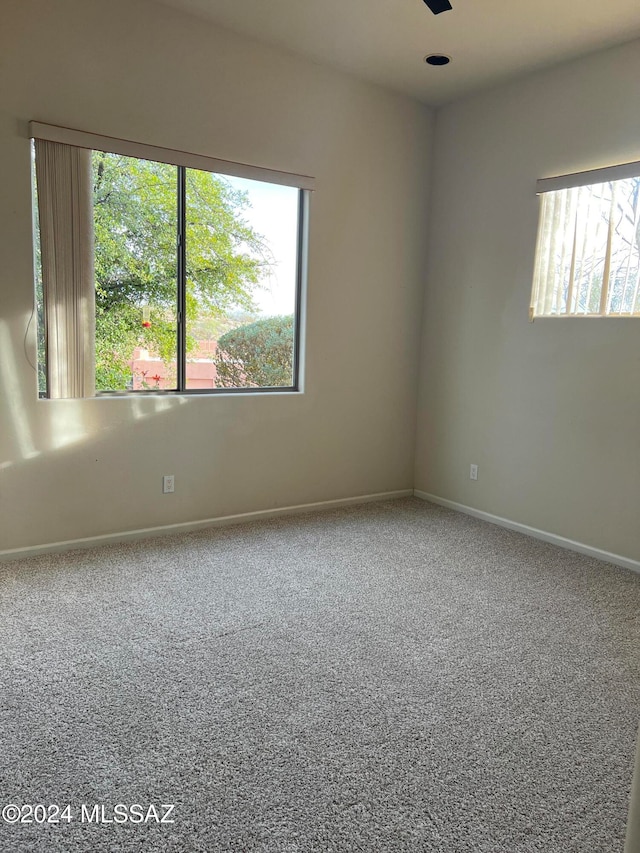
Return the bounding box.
[153,0,640,104]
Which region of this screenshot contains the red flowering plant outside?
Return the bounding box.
[135,370,163,391]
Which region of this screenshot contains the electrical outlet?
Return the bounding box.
[470,464,478,481]
[163,475,175,494]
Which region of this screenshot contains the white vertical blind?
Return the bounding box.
[531,177,640,318]
[35,139,95,397]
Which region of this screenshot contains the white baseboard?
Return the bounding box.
[414,490,640,574]
[0,490,414,561]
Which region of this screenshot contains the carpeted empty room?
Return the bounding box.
[1,497,639,852]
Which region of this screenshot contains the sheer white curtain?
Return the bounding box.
[35,139,94,398]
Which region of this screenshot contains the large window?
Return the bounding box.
[31,123,312,398]
[531,161,640,318]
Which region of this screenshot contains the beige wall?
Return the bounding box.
[415,40,640,562]
[3,0,638,562]
[0,0,433,551]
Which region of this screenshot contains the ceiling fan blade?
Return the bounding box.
[423,0,452,13]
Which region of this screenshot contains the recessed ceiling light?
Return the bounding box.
[425,54,451,66]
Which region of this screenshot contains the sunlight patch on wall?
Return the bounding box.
[0,320,39,467]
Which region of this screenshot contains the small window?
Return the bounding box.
[531,163,640,318]
[31,124,312,398]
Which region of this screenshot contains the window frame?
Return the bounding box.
[531,158,640,321]
[30,122,314,398]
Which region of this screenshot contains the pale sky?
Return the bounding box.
[225,175,299,316]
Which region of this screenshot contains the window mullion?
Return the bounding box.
[177,165,187,391]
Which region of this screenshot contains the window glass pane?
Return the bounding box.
[185,169,298,390]
[93,152,178,391]
[604,177,640,314]
[532,176,640,318]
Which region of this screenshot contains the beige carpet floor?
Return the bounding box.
[0,497,639,852]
